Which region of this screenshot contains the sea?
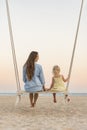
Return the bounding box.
[0,92,87,96]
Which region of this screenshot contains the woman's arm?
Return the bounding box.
[39,66,46,91]
[39,66,45,85]
[23,67,27,83]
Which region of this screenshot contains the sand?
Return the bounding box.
[0,95,87,130]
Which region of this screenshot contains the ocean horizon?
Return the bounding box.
[0,92,87,96]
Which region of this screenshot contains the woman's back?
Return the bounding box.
[23,63,45,92]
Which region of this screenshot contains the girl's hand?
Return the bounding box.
[47,88,51,91]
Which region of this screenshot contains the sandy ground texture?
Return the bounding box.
[0,95,87,130]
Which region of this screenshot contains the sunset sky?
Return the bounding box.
[0,0,87,93]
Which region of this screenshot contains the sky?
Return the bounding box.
[0,0,87,93]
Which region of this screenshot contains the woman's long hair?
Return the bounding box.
[24,51,38,80]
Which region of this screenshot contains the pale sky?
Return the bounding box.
[0,0,87,93]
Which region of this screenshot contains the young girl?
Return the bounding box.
[49,65,70,103]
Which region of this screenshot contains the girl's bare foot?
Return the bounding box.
[65,94,68,99]
[67,98,70,102]
[65,95,70,102]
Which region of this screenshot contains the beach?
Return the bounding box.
[0,95,87,130]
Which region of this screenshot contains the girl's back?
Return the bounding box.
[51,76,66,92]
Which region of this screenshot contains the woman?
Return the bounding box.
[23,51,45,107]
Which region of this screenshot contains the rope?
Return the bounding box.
[5,0,21,94]
[66,0,84,90]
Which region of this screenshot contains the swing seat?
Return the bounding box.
[17,89,68,95]
[15,89,68,106]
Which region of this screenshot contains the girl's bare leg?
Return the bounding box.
[29,93,33,107]
[53,93,57,103]
[65,94,70,102]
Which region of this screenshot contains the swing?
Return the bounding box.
[5,0,84,106]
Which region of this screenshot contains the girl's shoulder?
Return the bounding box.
[54,75,62,79]
[60,74,63,77]
[59,75,63,79]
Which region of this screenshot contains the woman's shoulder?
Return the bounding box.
[35,63,42,69]
[35,63,42,70]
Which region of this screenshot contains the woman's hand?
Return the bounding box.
[43,86,50,91]
[46,88,51,91]
[43,86,47,91]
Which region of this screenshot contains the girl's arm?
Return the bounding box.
[49,77,54,90]
[62,75,69,82]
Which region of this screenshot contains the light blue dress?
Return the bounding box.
[23,63,45,92]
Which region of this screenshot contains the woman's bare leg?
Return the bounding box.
[53,93,57,103]
[29,93,33,106]
[33,93,39,106]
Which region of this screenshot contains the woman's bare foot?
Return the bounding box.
[54,98,57,103]
[30,103,34,107]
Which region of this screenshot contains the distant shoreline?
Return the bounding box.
[0,92,87,96]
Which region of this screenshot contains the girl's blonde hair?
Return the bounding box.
[52,65,60,74]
